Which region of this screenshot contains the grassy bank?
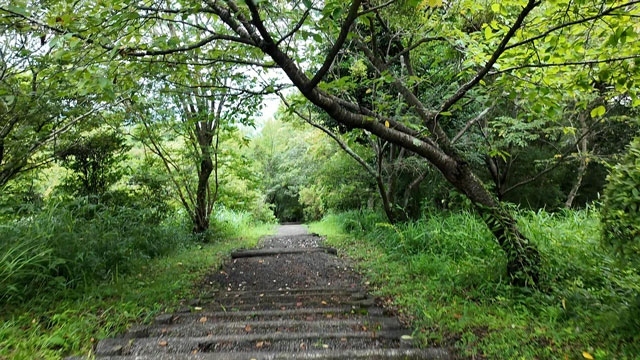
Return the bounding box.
[310,209,640,359]
[0,206,274,360]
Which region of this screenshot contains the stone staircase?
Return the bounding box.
[70,228,450,360]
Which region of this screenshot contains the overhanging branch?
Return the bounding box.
[438,0,540,114]
[306,0,363,91]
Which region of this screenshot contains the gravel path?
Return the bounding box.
[205,225,359,291]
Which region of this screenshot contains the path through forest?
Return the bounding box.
[72,225,450,359]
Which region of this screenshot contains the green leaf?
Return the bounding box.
[5,5,29,16]
[590,105,606,118]
[45,335,66,347]
[423,0,443,7]
[484,25,492,40]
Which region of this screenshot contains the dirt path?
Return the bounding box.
[74,225,450,359]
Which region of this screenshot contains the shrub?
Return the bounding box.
[0,199,194,304]
[601,136,640,268]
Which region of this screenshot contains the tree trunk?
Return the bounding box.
[193,157,213,233]
[375,175,397,223]
[445,162,540,286]
[565,113,590,209]
[565,158,587,209]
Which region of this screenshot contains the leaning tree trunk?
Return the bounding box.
[231,2,541,285]
[446,162,541,286]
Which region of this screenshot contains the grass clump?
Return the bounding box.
[310,208,640,359]
[0,199,191,303]
[0,205,275,360]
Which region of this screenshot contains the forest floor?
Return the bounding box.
[79,224,449,359]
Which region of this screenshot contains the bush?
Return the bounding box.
[314,208,640,357]
[0,199,194,304]
[601,136,640,267]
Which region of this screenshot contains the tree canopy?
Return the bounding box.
[2,0,640,284]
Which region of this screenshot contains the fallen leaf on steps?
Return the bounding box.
[256,341,270,348]
[158,340,168,347]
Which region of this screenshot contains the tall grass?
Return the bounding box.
[0,203,275,359]
[0,198,194,303]
[312,208,640,359]
[0,199,276,304]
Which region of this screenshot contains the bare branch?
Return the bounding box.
[452,107,492,144]
[114,34,252,57]
[439,0,540,114]
[354,38,451,146]
[386,36,446,66]
[490,54,640,75]
[504,0,640,51]
[358,0,396,16]
[279,94,376,177]
[306,0,363,91]
[276,7,312,46]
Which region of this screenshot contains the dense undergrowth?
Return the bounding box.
[310,209,640,359]
[0,201,274,360]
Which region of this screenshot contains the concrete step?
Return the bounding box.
[124,318,403,338]
[96,330,412,356]
[156,307,383,325]
[200,291,368,307]
[201,297,375,311]
[78,348,451,359]
[203,287,363,299]
[231,247,338,258]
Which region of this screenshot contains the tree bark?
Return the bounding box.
[193,156,214,233]
[192,116,217,234]
[565,113,590,209]
[445,162,541,286]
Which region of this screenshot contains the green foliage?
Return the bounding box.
[252,119,376,222]
[601,137,640,267]
[56,130,131,198]
[311,209,640,358]
[0,212,273,360]
[0,198,191,304]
